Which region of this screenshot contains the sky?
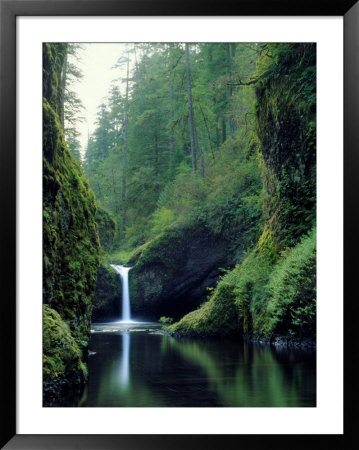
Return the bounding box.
[68,43,134,157]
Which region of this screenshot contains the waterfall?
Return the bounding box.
[110,264,132,322]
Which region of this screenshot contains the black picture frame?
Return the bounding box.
[1,0,357,448]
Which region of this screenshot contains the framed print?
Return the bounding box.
[1,0,358,448]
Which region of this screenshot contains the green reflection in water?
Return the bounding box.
[79,325,315,407]
[161,337,315,407]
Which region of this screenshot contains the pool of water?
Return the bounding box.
[77,322,316,407]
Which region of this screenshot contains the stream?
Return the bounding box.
[78,322,316,407]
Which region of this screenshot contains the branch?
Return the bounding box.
[226,77,260,87]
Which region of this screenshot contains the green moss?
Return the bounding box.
[257,227,279,263]
[43,305,87,399]
[256,43,316,248]
[43,43,67,118]
[169,276,239,336]
[43,47,100,349]
[43,44,100,403]
[134,229,183,269]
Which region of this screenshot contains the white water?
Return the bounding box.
[110,264,132,322]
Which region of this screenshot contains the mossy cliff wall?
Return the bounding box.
[170,44,316,344]
[43,43,100,403]
[255,43,316,248]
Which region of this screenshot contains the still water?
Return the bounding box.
[79,322,316,407]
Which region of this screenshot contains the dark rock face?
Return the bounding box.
[92,263,121,322]
[130,227,230,320]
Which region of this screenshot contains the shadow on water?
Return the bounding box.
[78,323,316,407]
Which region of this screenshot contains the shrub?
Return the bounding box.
[262,227,316,338]
[159,316,174,324]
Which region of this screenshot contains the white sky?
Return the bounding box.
[68,43,134,156]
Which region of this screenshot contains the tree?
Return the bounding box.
[185,43,197,174]
[62,44,85,161]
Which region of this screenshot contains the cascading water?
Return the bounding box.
[110,264,132,322]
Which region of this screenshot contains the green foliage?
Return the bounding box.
[84,43,261,253]
[151,208,176,235]
[63,44,85,162]
[77,43,316,343]
[233,249,273,334]
[159,316,174,325]
[96,207,116,252]
[109,248,134,265]
[262,228,316,338]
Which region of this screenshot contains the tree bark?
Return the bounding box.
[185,43,197,174]
[226,43,235,138]
[222,116,226,143]
[121,53,130,228]
[200,147,205,180]
[169,79,175,177]
[61,52,67,129]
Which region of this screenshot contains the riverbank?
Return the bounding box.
[166,328,315,349]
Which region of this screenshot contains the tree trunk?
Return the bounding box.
[222,116,226,143]
[226,43,235,138]
[169,79,175,177]
[185,43,197,174]
[61,52,67,129]
[200,147,205,180]
[154,128,159,176]
[121,53,130,228]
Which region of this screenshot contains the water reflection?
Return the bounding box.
[79,324,316,407]
[161,338,316,407]
[119,332,130,387]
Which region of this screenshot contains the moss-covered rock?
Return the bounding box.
[130,225,231,320]
[168,277,240,337]
[43,305,87,405]
[255,43,316,248]
[43,43,100,402]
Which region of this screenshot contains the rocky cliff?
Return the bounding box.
[129,225,231,320]
[42,43,100,404]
